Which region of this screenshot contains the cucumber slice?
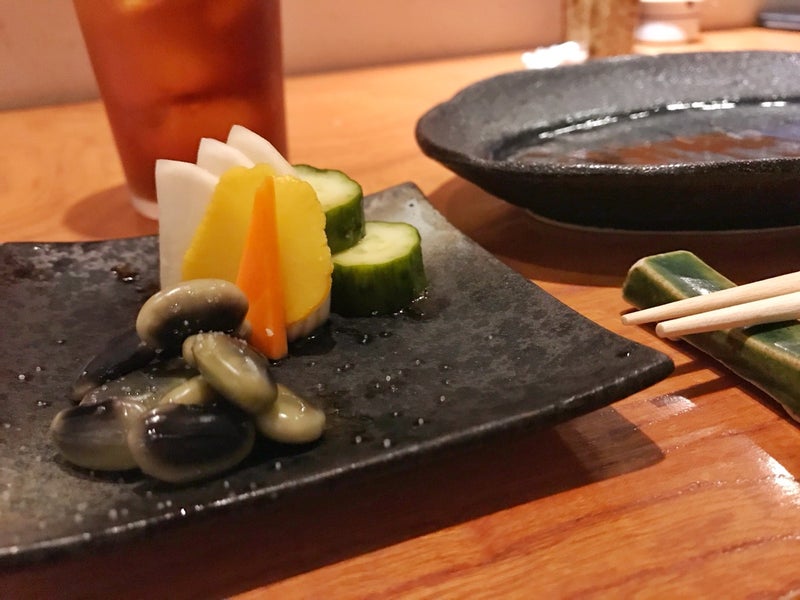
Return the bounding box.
[294,164,365,254]
[331,221,427,316]
[623,250,800,421]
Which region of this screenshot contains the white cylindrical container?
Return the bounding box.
[636,0,703,44]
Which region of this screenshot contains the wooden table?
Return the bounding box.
[2,27,800,598]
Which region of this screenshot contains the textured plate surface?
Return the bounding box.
[416,51,800,231]
[0,183,672,564]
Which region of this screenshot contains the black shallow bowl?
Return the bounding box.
[0,183,672,565]
[416,51,800,231]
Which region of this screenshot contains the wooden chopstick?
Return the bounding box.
[621,271,800,326]
[654,290,800,338]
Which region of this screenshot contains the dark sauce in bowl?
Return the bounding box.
[501,99,800,166]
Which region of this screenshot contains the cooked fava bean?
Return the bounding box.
[71,328,157,402]
[186,332,277,414]
[181,335,198,368]
[50,398,145,471]
[136,279,248,352]
[79,360,197,409]
[127,402,255,484]
[255,384,326,444]
[160,375,220,406]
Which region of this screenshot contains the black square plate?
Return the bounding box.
[0,183,672,564]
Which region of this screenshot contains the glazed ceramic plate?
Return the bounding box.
[416,51,800,231]
[0,183,673,565]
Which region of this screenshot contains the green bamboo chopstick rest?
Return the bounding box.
[622,250,800,421]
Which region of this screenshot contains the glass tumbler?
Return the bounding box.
[73,0,287,219]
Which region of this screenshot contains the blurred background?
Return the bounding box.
[0,0,772,110]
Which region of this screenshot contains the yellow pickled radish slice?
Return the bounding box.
[182,167,331,341]
[273,175,332,337]
[181,164,274,282]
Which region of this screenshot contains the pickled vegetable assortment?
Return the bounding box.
[50,125,428,484]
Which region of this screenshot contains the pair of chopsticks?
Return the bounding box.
[622,271,800,338]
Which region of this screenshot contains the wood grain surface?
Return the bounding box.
[1,28,799,599]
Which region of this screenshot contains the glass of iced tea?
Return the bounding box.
[73,0,286,219]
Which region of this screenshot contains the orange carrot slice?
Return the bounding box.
[235,177,288,360]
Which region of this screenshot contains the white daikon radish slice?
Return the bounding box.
[155,159,219,288]
[226,124,295,176]
[196,137,254,176]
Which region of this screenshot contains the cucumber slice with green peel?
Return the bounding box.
[332,221,427,317]
[294,164,366,254]
[623,250,800,421]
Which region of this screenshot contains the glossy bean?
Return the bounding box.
[50,398,145,471]
[127,402,255,484]
[187,332,277,414]
[136,279,248,352]
[255,384,326,444]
